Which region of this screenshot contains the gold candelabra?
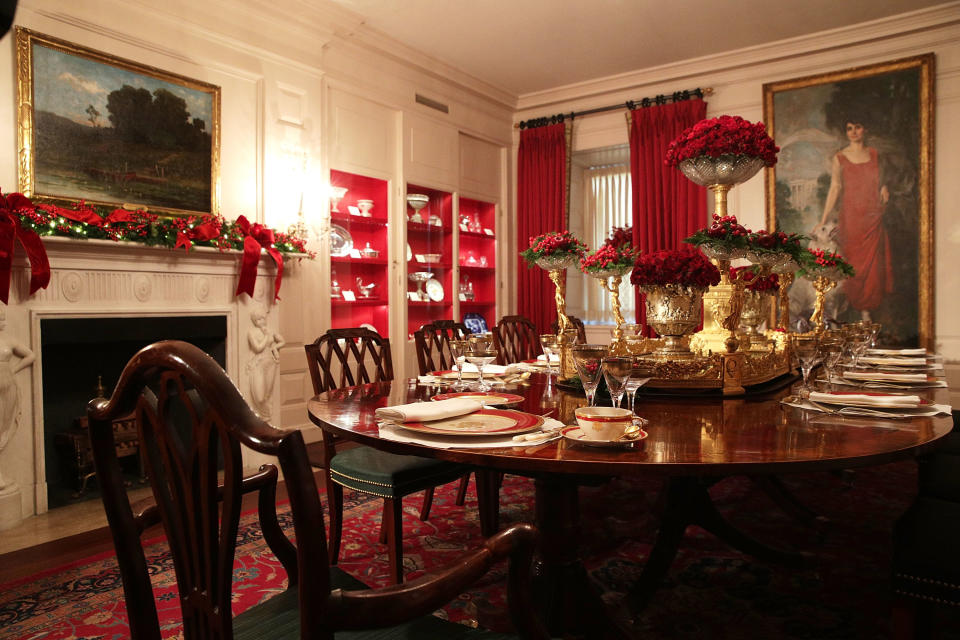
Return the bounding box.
[809,275,837,333]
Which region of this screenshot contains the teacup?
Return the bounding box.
[574,406,635,441]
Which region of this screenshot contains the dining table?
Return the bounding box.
[307,369,953,639]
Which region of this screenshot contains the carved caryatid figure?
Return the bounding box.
[0,308,35,491]
[246,306,284,419]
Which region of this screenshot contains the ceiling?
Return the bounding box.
[328,0,951,98]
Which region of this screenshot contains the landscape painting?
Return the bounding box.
[763,54,934,349]
[16,28,220,215]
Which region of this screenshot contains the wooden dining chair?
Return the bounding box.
[89,339,547,640]
[492,314,542,365]
[412,319,471,374]
[550,315,587,344]
[305,327,483,584]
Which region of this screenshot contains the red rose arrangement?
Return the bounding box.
[798,247,855,278]
[520,230,587,267]
[605,225,633,249]
[664,115,779,168]
[730,266,780,292]
[630,245,720,289]
[684,213,752,252]
[580,242,637,275]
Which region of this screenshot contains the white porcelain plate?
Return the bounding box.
[407,243,413,262]
[425,278,444,302]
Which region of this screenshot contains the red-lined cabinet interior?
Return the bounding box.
[406,183,453,338]
[458,197,496,330]
[330,169,390,336]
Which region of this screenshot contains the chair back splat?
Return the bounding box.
[492,315,541,365]
[413,320,470,375]
[305,327,393,393]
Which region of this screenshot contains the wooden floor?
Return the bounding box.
[0,445,327,585]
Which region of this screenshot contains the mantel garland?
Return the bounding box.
[0,191,312,304]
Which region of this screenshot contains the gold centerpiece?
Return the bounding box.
[641,284,708,356]
[520,230,588,379]
[580,232,637,356]
[631,246,720,358]
[797,247,856,333]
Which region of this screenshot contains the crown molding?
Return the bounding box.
[517,1,960,112]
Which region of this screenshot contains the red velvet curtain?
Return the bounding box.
[628,99,707,334]
[517,122,568,333]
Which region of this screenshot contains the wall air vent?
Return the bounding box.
[415,93,449,114]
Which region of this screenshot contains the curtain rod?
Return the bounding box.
[516,87,713,130]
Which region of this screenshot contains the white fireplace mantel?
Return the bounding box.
[1,236,292,526]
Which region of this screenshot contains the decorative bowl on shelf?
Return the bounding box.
[356,199,374,216]
[406,194,429,221]
[422,253,442,263]
[408,271,434,301]
[330,186,348,213]
[361,242,379,259]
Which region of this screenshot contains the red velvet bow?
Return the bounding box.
[234,215,283,300]
[174,218,222,252]
[0,193,51,304]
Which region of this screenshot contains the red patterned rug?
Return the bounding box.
[0,461,938,639]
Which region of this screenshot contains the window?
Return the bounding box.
[567,145,633,325]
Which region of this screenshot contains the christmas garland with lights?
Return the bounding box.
[0,191,312,304]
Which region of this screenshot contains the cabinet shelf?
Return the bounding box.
[332,256,388,265]
[458,228,495,239]
[407,300,452,307]
[407,222,450,234]
[409,261,451,269]
[332,298,388,307]
[459,264,494,272]
[331,214,388,228]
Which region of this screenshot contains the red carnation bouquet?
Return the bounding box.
[664,115,779,168]
[798,247,855,278]
[684,213,752,253]
[730,266,780,292]
[580,243,636,275]
[605,225,633,249]
[520,230,587,267]
[631,246,720,289]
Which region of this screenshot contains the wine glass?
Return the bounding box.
[843,325,869,368]
[818,336,844,389]
[466,335,498,391]
[862,321,881,349]
[571,344,607,407]
[602,356,632,409]
[791,334,820,398]
[448,339,468,390]
[539,334,558,378]
[624,358,655,415]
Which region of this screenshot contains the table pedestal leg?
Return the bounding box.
[628,477,809,612]
[532,476,635,639]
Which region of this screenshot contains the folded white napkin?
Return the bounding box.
[808,391,921,407]
[375,398,481,423]
[378,420,562,449]
[536,354,560,362]
[867,348,928,356]
[860,356,928,366]
[843,371,928,382]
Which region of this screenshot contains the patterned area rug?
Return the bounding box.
[0,461,938,638]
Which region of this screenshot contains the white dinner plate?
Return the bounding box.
[425,278,444,302]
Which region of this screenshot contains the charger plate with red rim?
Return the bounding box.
[393,408,543,436]
[561,424,648,448]
[431,391,525,406]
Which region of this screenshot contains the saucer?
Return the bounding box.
[561,423,648,448]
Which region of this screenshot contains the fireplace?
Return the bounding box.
[0,237,283,528]
[40,315,227,509]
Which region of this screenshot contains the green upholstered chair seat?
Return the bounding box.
[235,568,520,639]
[329,446,469,499]
[893,495,960,605]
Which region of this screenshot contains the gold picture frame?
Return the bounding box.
[16,27,221,216]
[763,54,935,349]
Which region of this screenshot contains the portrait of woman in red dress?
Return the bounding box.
[815,121,894,321]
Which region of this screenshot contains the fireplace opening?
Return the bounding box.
[40,315,227,509]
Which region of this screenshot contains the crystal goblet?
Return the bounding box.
[571,344,607,407]
[601,356,632,409]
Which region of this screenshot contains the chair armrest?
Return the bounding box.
[321,523,549,638]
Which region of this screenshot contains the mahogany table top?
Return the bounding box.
[306,374,953,478]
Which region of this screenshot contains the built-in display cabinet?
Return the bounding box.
[329,169,390,337]
[405,184,454,338]
[457,197,497,329]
